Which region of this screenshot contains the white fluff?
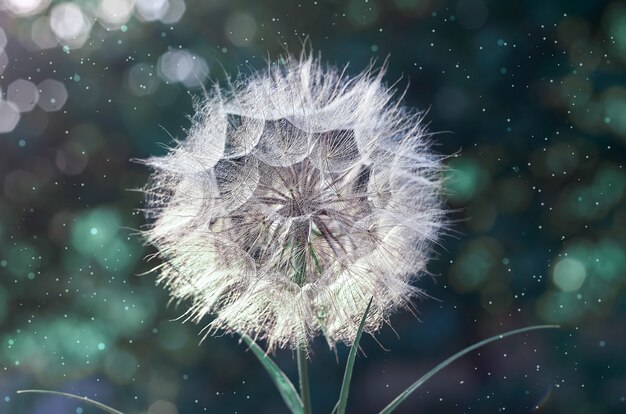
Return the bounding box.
[142,54,445,350]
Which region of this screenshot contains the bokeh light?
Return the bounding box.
[49,3,92,48]
[127,63,160,96]
[7,79,39,112]
[0,51,7,75]
[225,13,257,47]
[0,27,6,50]
[160,0,185,24]
[96,0,135,29]
[0,100,20,133]
[30,16,59,49]
[135,0,169,22]
[37,79,68,112]
[157,49,208,88]
[553,257,587,292]
[1,0,49,17]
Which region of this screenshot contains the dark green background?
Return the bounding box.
[1,0,625,413]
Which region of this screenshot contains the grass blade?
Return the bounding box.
[17,389,124,414]
[241,335,304,414]
[336,297,373,414]
[379,324,560,414]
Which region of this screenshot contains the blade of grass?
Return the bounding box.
[241,335,304,414]
[17,390,124,414]
[336,297,373,414]
[378,324,559,413]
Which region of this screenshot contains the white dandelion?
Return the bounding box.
[141,53,445,351]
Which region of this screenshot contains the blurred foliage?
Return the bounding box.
[0,0,625,413]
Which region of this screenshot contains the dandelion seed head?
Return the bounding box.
[142,53,445,350]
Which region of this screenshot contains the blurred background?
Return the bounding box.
[0,0,625,413]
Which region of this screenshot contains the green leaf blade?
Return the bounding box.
[379,324,560,414]
[337,297,374,414]
[17,389,124,414]
[241,335,304,414]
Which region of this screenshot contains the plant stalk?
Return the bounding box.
[293,237,312,413]
[297,347,313,414]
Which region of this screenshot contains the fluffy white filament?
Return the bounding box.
[142,54,444,350]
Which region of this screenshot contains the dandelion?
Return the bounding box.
[141,53,445,351]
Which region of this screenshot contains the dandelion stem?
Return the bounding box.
[297,347,313,414]
[293,236,313,414]
[290,235,308,286]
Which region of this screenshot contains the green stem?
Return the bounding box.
[297,347,313,414]
[293,237,312,413]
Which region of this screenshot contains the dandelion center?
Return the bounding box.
[222,143,371,286]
